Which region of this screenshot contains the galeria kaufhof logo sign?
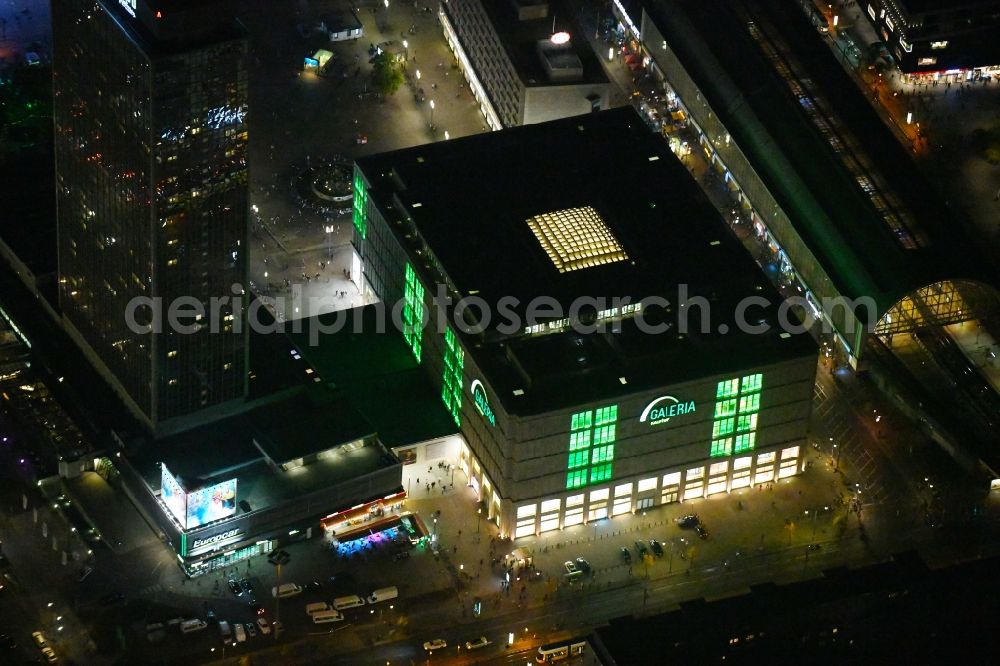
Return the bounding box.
[639,395,696,426]
[470,379,496,426]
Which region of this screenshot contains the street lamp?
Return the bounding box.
[416,69,421,80]
[325,224,335,258]
[402,39,409,60]
[444,130,450,140]
[429,99,435,126]
[267,549,291,640]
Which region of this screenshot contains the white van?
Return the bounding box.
[311,609,345,624]
[333,594,365,610]
[234,623,247,643]
[367,586,398,605]
[305,602,331,615]
[180,619,207,634]
[272,583,303,599]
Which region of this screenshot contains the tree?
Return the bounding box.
[371,52,404,97]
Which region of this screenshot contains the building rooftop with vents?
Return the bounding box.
[480,0,607,86]
[355,107,817,416]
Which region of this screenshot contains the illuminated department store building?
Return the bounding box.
[351,108,818,540]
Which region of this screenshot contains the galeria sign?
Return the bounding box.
[471,379,495,426]
[639,395,695,426]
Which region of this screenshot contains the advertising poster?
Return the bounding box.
[185,478,237,529]
[160,464,188,527]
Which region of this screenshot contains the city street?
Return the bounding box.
[817,0,1000,252]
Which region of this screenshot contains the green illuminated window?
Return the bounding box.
[711,438,733,457]
[710,374,762,457]
[567,469,587,489]
[590,463,613,484]
[572,411,593,431]
[594,424,616,445]
[741,374,762,393]
[591,445,614,464]
[441,328,464,427]
[568,451,589,469]
[352,171,368,240]
[716,378,739,398]
[569,430,591,451]
[734,433,756,453]
[566,404,617,489]
[712,418,734,438]
[402,264,425,362]
[739,393,760,414]
[595,405,618,425]
[737,413,757,432]
[714,399,737,419]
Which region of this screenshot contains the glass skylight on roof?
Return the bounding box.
[526,206,628,273]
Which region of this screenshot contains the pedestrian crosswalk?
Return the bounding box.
[139,583,163,597]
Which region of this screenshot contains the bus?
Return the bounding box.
[536,639,587,663]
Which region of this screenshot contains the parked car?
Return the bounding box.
[696,524,709,540]
[240,578,253,594]
[180,619,208,634]
[465,636,490,650]
[41,646,58,663]
[234,623,247,643]
[219,621,233,646]
[574,557,591,574]
[227,579,243,596]
[635,540,649,556]
[256,617,272,635]
[563,560,578,575]
[423,638,448,652]
[245,622,257,638]
[620,547,632,563]
[649,539,664,557]
[32,632,47,649]
[676,514,700,528]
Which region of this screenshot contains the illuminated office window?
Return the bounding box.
[402,263,425,362]
[566,404,618,489]
[710,374,762,457]
[352,171,368,240]
[440,328,464,426]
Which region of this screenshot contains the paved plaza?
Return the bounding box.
[241,0,487,321]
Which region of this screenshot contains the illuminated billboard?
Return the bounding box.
[160,464,237,530]
[185,478,238,529]
[160,464,188,526]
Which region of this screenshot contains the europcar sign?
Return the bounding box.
[639,395,695,426]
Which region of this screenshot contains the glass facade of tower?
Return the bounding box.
[52,0,249,429]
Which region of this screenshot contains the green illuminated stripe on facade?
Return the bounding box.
[402,263,425,362]
[352,171,368,240]
[710,374,762,457]
[441,328,464,427]
[566,404,618,489]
